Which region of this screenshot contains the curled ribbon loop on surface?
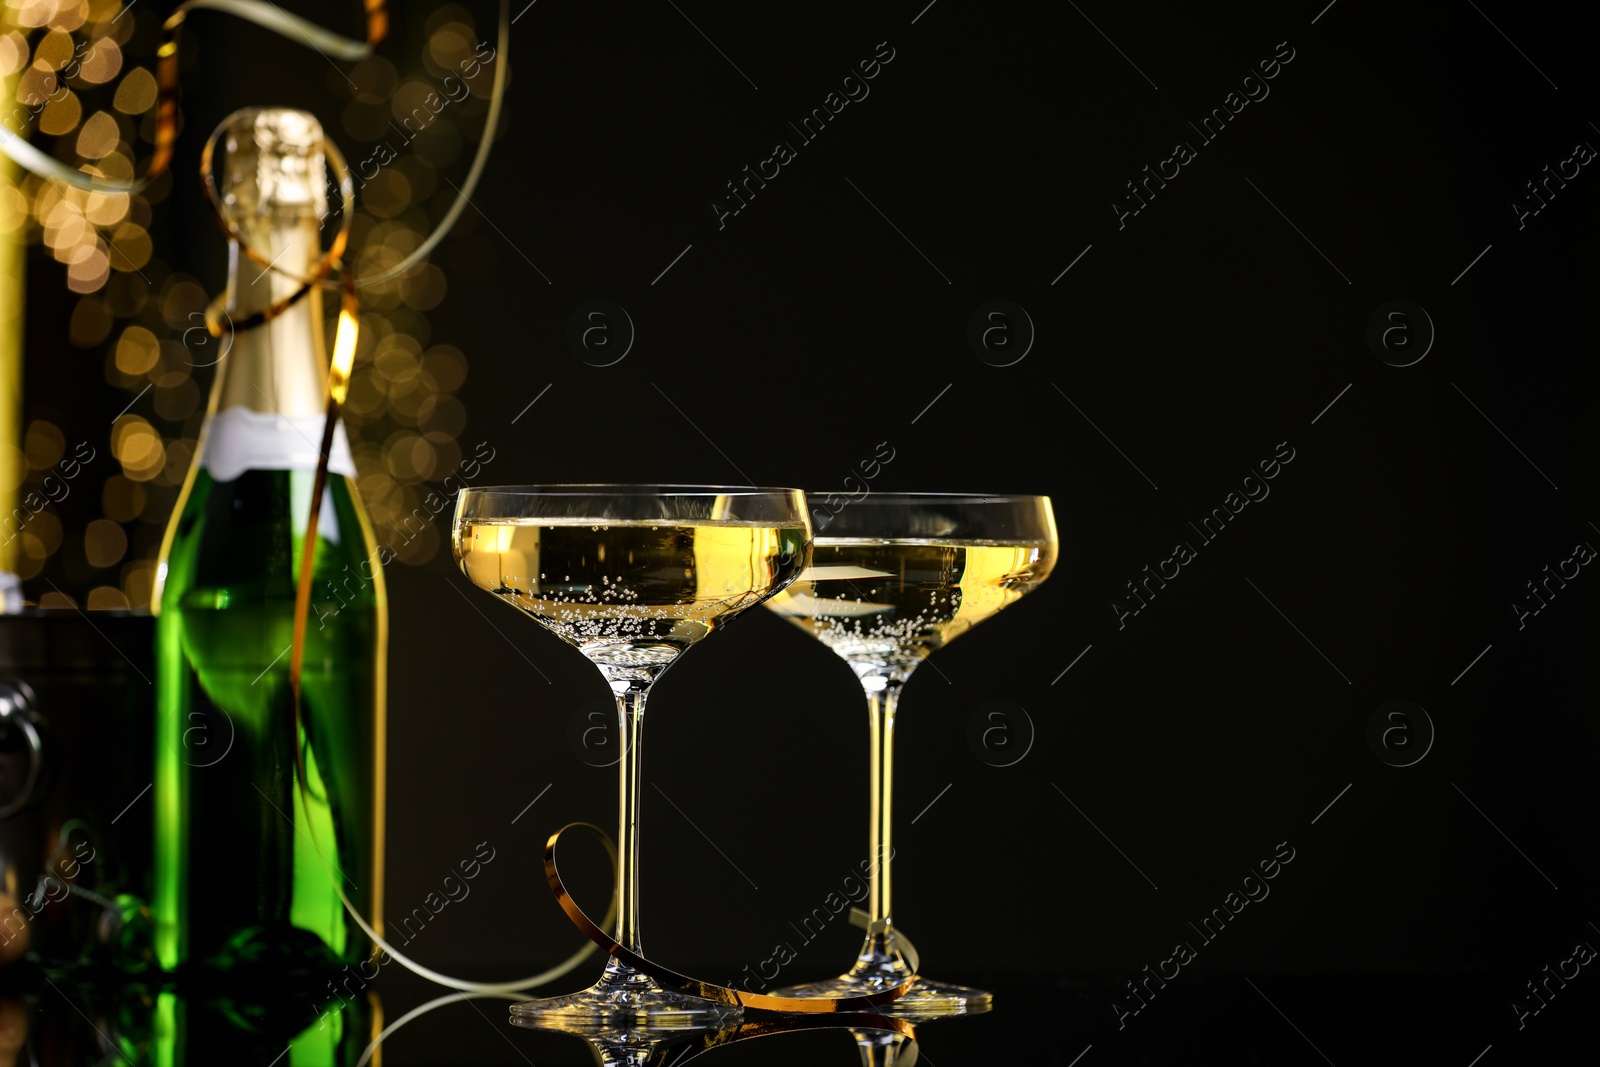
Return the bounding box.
[545,823,919,1013]
[356,991,918,1067]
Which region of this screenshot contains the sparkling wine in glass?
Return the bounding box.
[453,485,811,1026]
[766,493,1058,1015]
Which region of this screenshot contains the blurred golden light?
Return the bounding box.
[27,510,62,555]
[0,0,480,575]
[87,586,129,610]
[343,373,383,418]
[112,65,155,113]
[84,186,129,225]
[101,474,145,523]
[112,415,164,480]
[34,29,75,69]
[65,242,109,292]
[426,23,474,69]
[390,78,436,124]
[23,420,64,470]
[76,109,118,158]
[75,36,120,84]
[19,532,46,562]
[121,559,156,608]
[68,296,112,345]
[115,325,159,374]
[37,88,80,135]
[373,334,421,384]
[160,279,207,324]
[108,221,150,270]
[84,518,127,567]
[47,0,89,32]
[421,344,467,391]
[87,151,132,180]
[0,33,27,77]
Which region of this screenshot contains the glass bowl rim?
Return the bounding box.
[455,483,806,497]
[807,491,1052,504]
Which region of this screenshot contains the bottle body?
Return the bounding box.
[154,467,384,970]
[151,109,385,973]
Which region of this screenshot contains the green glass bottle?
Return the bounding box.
[152,109,386,974]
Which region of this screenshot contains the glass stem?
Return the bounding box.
[854,680,912,980]
[613,678,649,956]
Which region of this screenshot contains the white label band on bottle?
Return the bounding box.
[200,407,358,483]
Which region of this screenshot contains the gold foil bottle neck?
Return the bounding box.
[220,108,328,220]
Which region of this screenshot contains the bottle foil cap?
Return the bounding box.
[219,108,328,219]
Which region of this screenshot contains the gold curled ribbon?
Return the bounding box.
[545,823,918,1014]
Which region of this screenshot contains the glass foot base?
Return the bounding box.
[774,974,991,1019]
[509,963,740,1031]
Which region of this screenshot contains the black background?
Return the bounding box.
[26,0,1600,1062]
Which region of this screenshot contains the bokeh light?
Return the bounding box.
[3,0,490,602]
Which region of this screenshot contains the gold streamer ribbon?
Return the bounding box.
[544,823,917,1014]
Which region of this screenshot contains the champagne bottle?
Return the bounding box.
[151,109,385,973]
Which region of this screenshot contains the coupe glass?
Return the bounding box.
[453,485,811,1026]
[766,493,1058,1014]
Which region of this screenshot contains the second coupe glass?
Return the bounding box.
[453,485,811,1026]
[765,493,1058,1014]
